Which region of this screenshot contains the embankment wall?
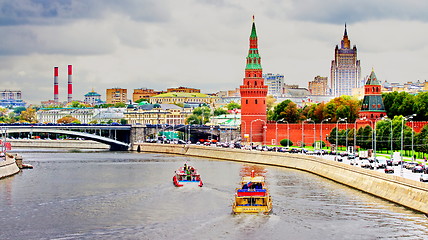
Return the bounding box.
[0,154,20,179]
[8,139,109,149]
[133,143,428,214]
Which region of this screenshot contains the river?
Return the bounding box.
[1,149,427,240]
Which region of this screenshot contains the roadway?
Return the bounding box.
[319,154,425,182]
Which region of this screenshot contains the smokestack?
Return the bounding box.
[68,64,72,102]
[54,67,59,102]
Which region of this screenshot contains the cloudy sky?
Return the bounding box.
[1,0,428,104]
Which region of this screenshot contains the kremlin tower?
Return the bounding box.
[240,17,268,144]
[359,70,386,120]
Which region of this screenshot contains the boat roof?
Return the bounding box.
[241,176,265,183]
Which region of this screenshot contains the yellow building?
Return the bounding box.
[106,88,127,104]
[308,76,329,95]
[124,103,192,125]
[166,86,200,93]
[149,92,218,106]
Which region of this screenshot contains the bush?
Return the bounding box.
[280,139,293,147]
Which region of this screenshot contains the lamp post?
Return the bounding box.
[241,120,247,143]
[354,118,366,154]
[401,114,416,176]
[336,118,347,159]
[275,118,285,147]
[306,118,315,149]
[382,116,393,158]
[411,115,416,162]
[321,118,331,153]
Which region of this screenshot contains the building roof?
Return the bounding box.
[137,103,183,111]
[151,92,210,98]
[365,70,380,85]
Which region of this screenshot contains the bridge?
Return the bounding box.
[3,124,131,151]
[1,123,241,150]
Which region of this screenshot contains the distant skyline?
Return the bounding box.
[1,0,428,104]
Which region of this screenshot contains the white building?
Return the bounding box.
[36,108,125,124]
[263,73,284,98]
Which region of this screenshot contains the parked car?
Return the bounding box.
[420,174,428,182]
[360,160,371,168]
[384,166,394,174]
[348,153,356,160]
[405,162,419,170]
[376,157,388,169]
[412,165,424,173]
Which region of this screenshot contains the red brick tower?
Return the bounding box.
[240,17,268,144]
[359,69,387,120]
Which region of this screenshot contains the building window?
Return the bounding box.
[255,99,258,104]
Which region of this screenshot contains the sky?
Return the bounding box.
[1,0,428,104]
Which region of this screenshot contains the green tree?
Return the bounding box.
[19,108,38,123]
[114,102,126,108]
[13,107,26,115]
[414,92,428,121]
[226,102,241,110]
[186,106,211,124]
[269,99,300,123]
[71,101,87,108]
[135,98,149,104]
[57,116,79,124]
[213,108,227,116]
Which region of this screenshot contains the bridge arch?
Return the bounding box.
[7,128,129,151]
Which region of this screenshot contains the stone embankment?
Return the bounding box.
[0,153,20,179]
[133,143,428,214]
[8,139,109,149]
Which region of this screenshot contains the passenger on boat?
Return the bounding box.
[184,163,188,171]
[186,169,191,180]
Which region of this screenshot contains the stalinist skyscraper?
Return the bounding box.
[331,24,361,97]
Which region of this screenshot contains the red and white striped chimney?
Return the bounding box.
[67,65,73,102]
[54,66,59,102]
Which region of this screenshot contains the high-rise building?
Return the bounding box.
[0,90,26,108]
[263,73,284,98]
[359,70,386,120]
[106,88,127,104]
[331,24,361,97]
[308,76,329,95]
[239,17,268,144]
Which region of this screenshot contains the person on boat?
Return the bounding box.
[184,163,188,171]
[186,169,191,180]
[242,183,248,189]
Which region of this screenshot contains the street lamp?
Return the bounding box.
[354,118,365,154]
[275,118,285,146]
[320,118,331,153]
[400,114,415,176]
[411,116,416,162]
[382,116,393,158]
[306,118,315,149]
[336,118,347,158]
[240,120,247,143]
[278,119,290,148]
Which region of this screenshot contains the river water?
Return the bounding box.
[1,149,428,240]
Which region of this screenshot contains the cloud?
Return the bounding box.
[285,0,428,24]
[0,0,170,26]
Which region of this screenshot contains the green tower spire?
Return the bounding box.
[246,16,262,70]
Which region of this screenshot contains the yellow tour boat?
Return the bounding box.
[232,170,272,214]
